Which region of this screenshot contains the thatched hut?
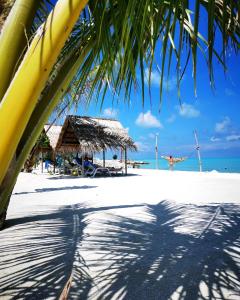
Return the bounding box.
[48,115,137,174]
[23,125,60,172]
[27,125,62,173]
[44,124,62,151]
[56,115,136,151]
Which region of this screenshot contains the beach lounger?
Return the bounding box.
[108,167,123,175]
[87,167,111,177]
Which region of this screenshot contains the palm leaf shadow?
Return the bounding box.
[73,200,240,300]
[0,203,145,299]
[0,204,89,299]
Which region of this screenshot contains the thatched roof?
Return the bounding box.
[55,115,137,153]
[44,125,62,150]
[0,0,13,31]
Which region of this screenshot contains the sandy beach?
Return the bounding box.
[0,169,240,299]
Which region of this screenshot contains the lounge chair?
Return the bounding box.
[86,166,111,177]
[57,160,81,175]
[108,167,123,175]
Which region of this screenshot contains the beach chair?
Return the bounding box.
[85,166,111,177]
[108,167,123,175]
[60,160,81,175]
[45,160,54,173]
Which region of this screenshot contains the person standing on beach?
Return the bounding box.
[161,155,187,171]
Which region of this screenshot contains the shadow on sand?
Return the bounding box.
[0,201,239,299]
[13,185,98,195]
[46,173,141,181]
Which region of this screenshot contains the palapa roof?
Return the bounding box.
[44,125,62,150]
[54,115,137,153]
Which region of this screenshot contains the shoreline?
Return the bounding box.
[93,157,240,174]
[130,157,240,174]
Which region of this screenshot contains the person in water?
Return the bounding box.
[161,155,187,171]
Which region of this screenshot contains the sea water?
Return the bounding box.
[137,158,240,173]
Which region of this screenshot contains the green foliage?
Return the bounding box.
[68,0,240,107]
[26,0,240,115]
[37,132,50,149]
[0,0,240,227]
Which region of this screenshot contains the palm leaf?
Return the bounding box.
[75,0,239,104]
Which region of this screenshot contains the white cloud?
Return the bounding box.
[200,141,240,151]
[226,135,240,142]
[134,141,151,152]
[210,136,221,142]
[103,108,118,118]
[176,103,200,118]
[215,117,231,133]
[144,68,177,91]
[166,114,176,123]
[162,76,177,92]
[148,133,156,139]
[138,135,146,141]
[135,111,163,128]
[225,88,236,96]
[144,68,160,86]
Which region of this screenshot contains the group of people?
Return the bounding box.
[44,154,97,175]
[73,154,96,170]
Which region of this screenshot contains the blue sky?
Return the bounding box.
[46,2,239,161]
[75,48,240,160]
[44,1,240,160]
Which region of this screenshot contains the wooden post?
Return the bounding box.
[103,150,105,168]
[120,148,123,162]
[155,133,159,169]
[194,130,202,172]
[124,147,127,175]
[53,151,56,174]
[81,152,85,177]
[90,152,93,163]
[41,149,43,173]
[63,154,65,174]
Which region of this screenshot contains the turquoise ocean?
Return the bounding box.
[136,158,240,173]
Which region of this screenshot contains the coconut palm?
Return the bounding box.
[0,0,239,228]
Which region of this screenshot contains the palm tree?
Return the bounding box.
[0,0,239,228]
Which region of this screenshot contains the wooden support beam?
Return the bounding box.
[41,149,43,173]
[103,150,105,168]
[124,147,127,175]
[53,151,56,174]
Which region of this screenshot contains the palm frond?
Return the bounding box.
[28,0,240,114]
[31,0,55,32]
[66,0,240,105]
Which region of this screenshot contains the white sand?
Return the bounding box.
[0,169,240,299]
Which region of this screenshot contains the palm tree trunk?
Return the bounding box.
[0,156,16,229]
[0,0,88,185]
[0,0,40,101]
[23,145,39,172]
[0,42,91,229]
